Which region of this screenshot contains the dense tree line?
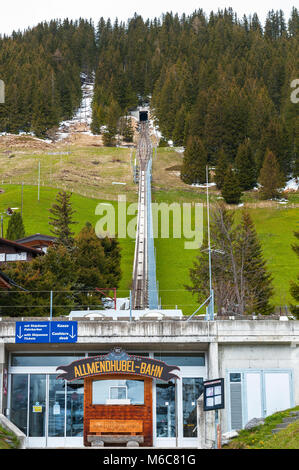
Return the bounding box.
[0,19,96,136]
[92,8,298,184]
[0,8,298,177]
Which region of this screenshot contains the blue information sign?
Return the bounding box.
[15,321,77,344]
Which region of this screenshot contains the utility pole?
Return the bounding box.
[21,182,23,217]
[187,165,214,321]
[206,165,214,321]
[50,290,53,320]
[38,161,40,202]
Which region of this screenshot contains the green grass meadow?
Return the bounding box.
[153,196,299,314]
[0,183,298,314]
[0,184,136,297]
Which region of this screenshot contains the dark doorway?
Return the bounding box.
[139,111,148,122]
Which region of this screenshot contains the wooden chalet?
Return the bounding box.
[0,237,44,264]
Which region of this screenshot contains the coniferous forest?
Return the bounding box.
[0,8,298,179]
[0,19,96,136]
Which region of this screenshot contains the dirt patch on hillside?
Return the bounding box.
[0,134,54,151]
[58,132,103,147]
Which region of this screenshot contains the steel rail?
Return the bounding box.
[131,122,152,309]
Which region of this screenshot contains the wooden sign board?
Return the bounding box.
[90,419,143,434]
[57,347,180,382]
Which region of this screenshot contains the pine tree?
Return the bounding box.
[180,136,207,184]
[119,116,134,143]
[258,150,285,200]
[221,166,242,204]
[74,223,108,289]
[288,7,299,36]
[290,231,299,318]
[48,191,77,249]
[100,235,122,287]
[6,212,25,240]
[214,147,229,190]
[101,98,121,146]
[187,204,274,315]
[235,139,257,190]
[258,119,292,176]
[102,127,117,147]
[238,210,274,314]
[186,203,236,314]
[172,105,186,146]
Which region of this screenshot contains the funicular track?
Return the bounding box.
[131,122,152,309]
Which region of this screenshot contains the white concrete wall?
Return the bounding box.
[218,343,299,432]
[2,317,299,447]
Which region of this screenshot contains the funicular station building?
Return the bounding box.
[0,312,299,448]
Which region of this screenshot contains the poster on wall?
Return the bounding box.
[203,378,225,411]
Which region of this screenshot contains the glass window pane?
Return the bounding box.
[66,380,84,437]
[29,375,46,437]
[154,354,205,367]
[48,377,65,437]
[183,378,204,437]
[92,380,144,405]
[156,380,176,438]
[11,354,84,367]
[230,373,241,382]
[10,374,28,435]
[110,386,127,399]
[88,352,149,357]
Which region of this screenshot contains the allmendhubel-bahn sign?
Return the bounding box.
[56,348,180,382]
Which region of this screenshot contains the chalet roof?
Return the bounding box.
[16,233,56,244]
[0,237,44,255]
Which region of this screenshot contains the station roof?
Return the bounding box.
[68,308,183,320]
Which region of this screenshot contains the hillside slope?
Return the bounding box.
[224,406,299,449]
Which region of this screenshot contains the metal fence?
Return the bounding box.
[146,158,159,309]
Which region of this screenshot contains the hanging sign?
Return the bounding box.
[56,347,180,382]
[203,378,225,411]
[53,402,61,415]
[15,321,77,344]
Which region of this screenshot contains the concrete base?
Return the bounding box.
[91,439,104,447]
[127,440,140,447]
[87,435,143,447]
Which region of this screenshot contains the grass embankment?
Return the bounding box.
[0,146,298,314]
[0,184,136,298]
[224,406,299,449]
[0,145,137,202]
[154,204,299,314]
[0,425,19,449]
[153,148,299,314]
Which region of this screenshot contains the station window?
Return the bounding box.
[88,352,149,357]
[92,379,144,405]
[154,353,205,367]
[11,354,84,367]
